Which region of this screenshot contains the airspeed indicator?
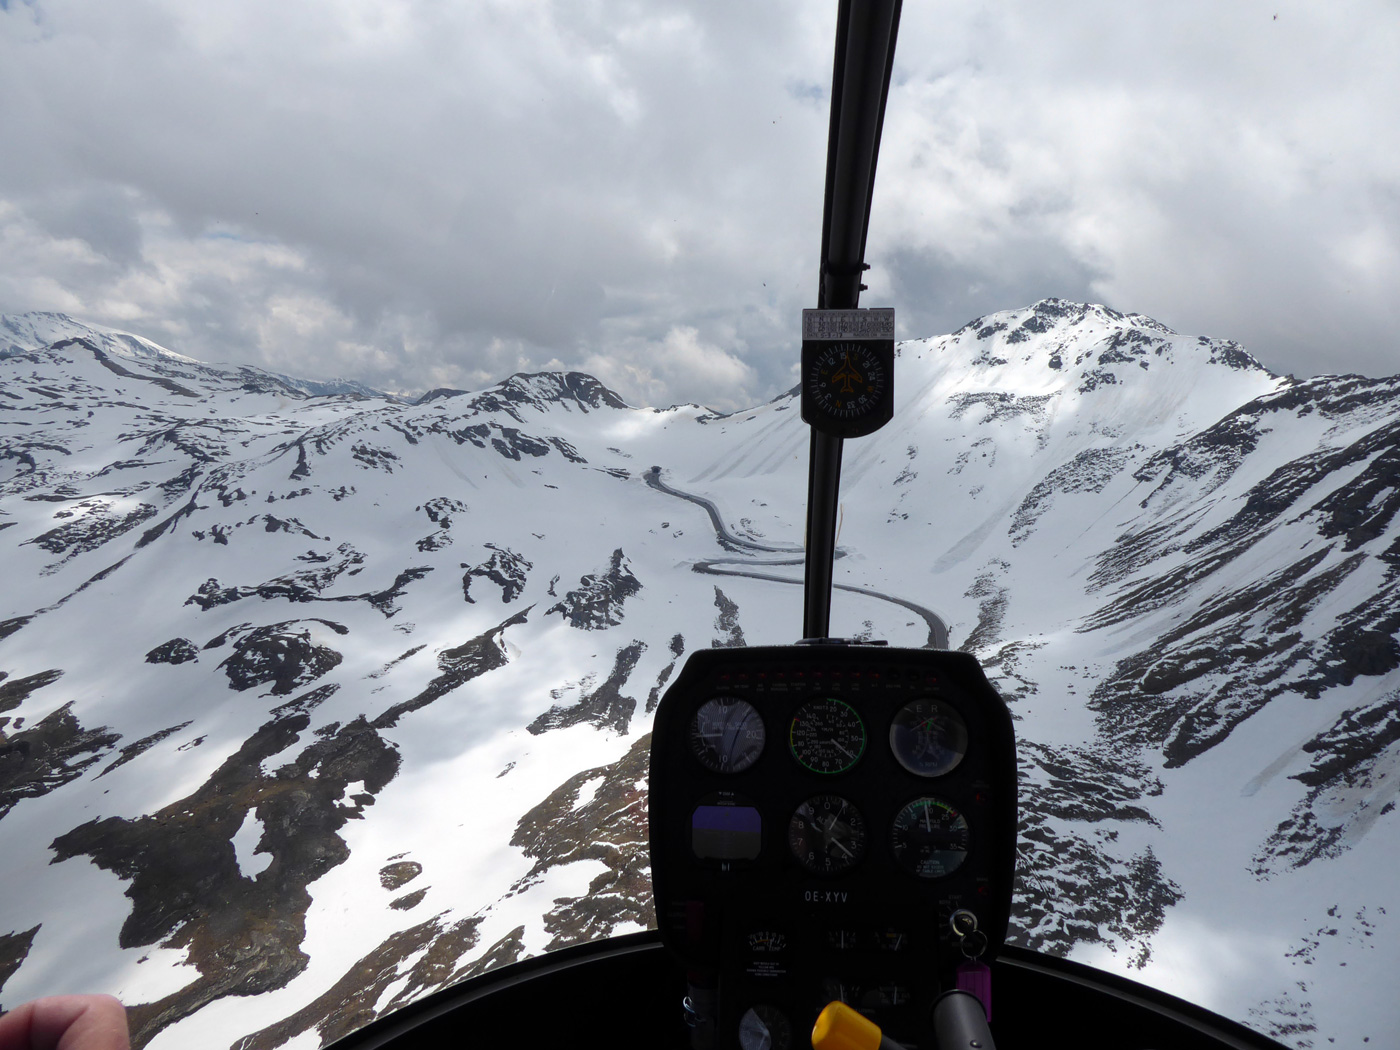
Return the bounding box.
[789,698,866,774]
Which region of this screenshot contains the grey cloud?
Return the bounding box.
[883,244,1104,346]
[1,0,1397,404]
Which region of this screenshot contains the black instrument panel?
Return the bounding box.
[649,645,1017,1049]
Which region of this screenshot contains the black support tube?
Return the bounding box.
[802,0,903,640]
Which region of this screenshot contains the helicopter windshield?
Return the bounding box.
[1,4,1398,1050]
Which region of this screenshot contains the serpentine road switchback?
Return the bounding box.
[644,467,949,649]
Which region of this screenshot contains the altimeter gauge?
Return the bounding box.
[789,794,867,875]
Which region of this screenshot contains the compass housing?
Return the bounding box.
[800,308,895,438]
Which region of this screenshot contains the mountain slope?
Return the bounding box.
[1,303,1396,1049]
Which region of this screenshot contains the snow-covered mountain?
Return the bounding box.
[1,303,1396,1048]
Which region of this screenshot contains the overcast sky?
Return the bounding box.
[2,0,1397,408]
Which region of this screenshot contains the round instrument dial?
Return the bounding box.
[738,1005,792,1050]
[890,797,970,878]
[689,697,765,773]
[806,342,888,420]
[889,697,968,777]
[789,794,867,875]
[788,698,865,774]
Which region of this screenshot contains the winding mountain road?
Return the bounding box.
[644,467,949,649]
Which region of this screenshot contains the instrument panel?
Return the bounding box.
[649,645,1016,1050]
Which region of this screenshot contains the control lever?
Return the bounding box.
[811,996,997,1050]
[932,991,996,1050]
[811,1001,905,1050]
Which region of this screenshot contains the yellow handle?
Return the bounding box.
[811,1001,882,1050]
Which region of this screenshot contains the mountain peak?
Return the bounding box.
[478,371,630,413]
[939,300,1278,396]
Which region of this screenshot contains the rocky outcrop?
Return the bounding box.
[545,549,641,629]
[211,620,347,696]
[528,642,645,736]
[0,925,41,1006]
[52,706,401,1048]
[461,545,531,603]
[145,638,200,664]
[1,702,119,820]
[510,733,653,951]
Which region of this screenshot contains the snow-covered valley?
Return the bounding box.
[1,302,1397,1048]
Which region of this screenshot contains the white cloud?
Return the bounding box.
[582,324,758,412]
[1,0,1397,400]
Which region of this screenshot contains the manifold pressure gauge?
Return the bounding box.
[801,308,895,438]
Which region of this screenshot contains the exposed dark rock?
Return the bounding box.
[372,609,530,729]
[1088,548,1389,767]
[415,387,468,403]
[359,567,434,617]
[511,733,653,950]
[462,925,527,979]
[947,390,1053,426]
[367,645,426,680]
[0,669,63,714]
[528,641,645,736]
[490,426,550,460]
[1123,409,1266,521]
[647,634,686,714]
[463,371,628,418]
[389,889,427,911]
[462,545,532,603]
[231,913,482,1050]
[135,495,202,549]
[185,555,428,619]
[350,444,400,472]
[97,722,193,780]
[183,544,368,610]
[24,500,158,559]
[418,497,468,527]
[1,702,120,821]
[145,638,200,665]
[545,549,641,629]
[379,861,422,891]
[50,337,200,398]
[1254,691,1400,874]
[216,620,347,695]
[711,587,744,647]
[0,617,33,642]
[548,437,587,463]
[53,711,401,1048]
[416,531,451,552]
[960,563,1010,653]
[1010,742,1180,965]
[261,515,321,538]
[270,684,339,718]
[0,925,41,1004]
[1009,448,1132,546]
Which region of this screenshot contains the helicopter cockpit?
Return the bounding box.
[319,4,1298,1049]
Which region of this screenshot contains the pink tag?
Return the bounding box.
[955,960,992,1022]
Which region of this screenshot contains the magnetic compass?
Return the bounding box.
[801,341,894,438]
